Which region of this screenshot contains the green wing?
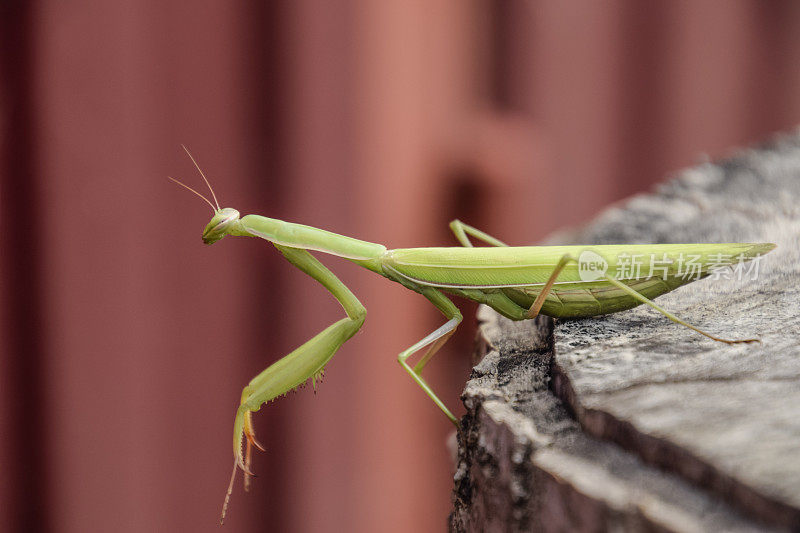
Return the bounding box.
[383,243,775,318]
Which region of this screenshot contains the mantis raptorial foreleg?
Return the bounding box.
[235,244,366,449]
[222,244,366,521]
[397,287,463,426]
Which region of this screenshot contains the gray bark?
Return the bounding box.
[451,130,800,532]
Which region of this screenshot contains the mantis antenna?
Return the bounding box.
[181,144,221,210]
[167,176,217,213]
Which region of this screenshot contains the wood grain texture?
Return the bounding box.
[452,130,800,532]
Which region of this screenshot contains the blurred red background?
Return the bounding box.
[3,2,800,532]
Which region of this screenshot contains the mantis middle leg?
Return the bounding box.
[448,220,552,317]
[397,287,463,426]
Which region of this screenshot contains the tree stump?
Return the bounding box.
[450,131,800,532]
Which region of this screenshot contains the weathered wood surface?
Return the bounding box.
[451,131,800,532]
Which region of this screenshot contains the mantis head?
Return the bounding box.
[170,145,238,244]
[202,208,240,244]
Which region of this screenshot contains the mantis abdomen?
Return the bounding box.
[384,243,774,318]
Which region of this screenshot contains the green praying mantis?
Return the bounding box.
[170,148,775,523]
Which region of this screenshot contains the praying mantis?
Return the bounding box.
[170,148,775,523]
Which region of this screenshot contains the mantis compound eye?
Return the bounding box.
[202,208,240,244]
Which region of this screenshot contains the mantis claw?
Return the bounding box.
[246,429,266,453]
[236,454,255,476]
[241,411,264,493]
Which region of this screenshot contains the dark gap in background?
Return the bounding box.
[0,2,50,532]
[488,0,513,111]
[750,1,797,137]
[618,1,671,197]
[247,2,291,531]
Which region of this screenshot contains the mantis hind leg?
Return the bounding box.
[531,253,758,344]
[527,254,575,318]
[602,275,759,344]
[397,287,463,425]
